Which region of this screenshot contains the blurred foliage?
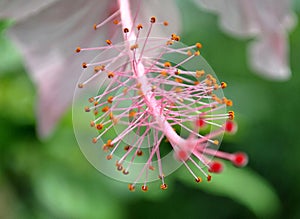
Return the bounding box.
[1,1,300,218]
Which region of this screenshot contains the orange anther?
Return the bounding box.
[141,185,148,192]
[150,16,156,23]
[160,183,168,190]
[195,177,202,183]
[82,62,87,68]
[221,82,227,89]
[107,72,114,78]
[96,124,103,130]
[164,62,171,67]
[137,24,143,30]
[107,96,113,103]
[128,184,135,191]
[75,47,81,53]
[106,39,112,45]
[196,42,202,49]
[102,106,110,112]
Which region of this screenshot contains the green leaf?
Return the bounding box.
[176,164,280,218]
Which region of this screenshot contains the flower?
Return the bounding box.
[72,0,248,191]
[0,0,181,138]
[194,0,297,80]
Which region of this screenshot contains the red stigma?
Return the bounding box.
[225,120,237,134]
[196,118,205,128]
[208,161,223,173]
[232,152,248,167]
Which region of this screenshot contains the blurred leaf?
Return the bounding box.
[32,163,124,219]
[0,20,23,74]
[176,164,280,218]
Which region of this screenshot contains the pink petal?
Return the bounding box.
[8,0,113,138]
[194,0,296,80]
[194,0,296,37]
[249,31,291,80]
[0,0,57,21]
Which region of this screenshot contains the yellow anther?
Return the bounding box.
[171,33,180,41]
[228,111,235,120]
[113,19,119,25]
[187,50,192,56]
[195,70,205,78]
[213,140,219,145]
[90,121,95,127]
[84,106,90,112]
[194,51,200,56]
[163,21,169,26]
[221,82,227,89]
[175,87,182,93]
[94,65,105,72]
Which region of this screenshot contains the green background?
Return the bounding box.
[1,1,300,218]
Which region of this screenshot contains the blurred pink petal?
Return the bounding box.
[194,0,296,80]
[6,0,114,138]
[249,31,291,80]
[0,0,57,21]
[1,0,180,138]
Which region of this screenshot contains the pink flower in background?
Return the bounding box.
[0,0,181,138]
[194,0,297,81]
